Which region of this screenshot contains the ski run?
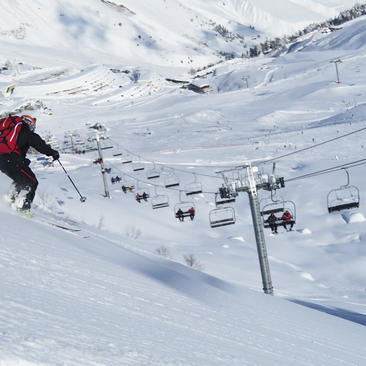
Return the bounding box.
[1,1,366,365]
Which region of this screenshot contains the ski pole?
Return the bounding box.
[57,160,87,203]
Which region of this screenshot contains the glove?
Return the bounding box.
[52,150,60,161]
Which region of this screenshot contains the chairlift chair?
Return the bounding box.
[327,187,360,212]
[174,191,195,221]
[133,162,145,172]
[134,181,150,202]
[136,191,150,203]
[151,195,169,209]
[121,155,132,164]
[215,193,236,206]
[261,197,296,229]
[151,187,169,209]
[122,184,135,193]
[215,184,238,206]
[185,182,202,196]
[185,174,202,196]
[327,169,360,213]
[146,164,160,180]
[164,174,180,188]
[209,207,236,228]
[121,175,135,193]
[260,200,285,217]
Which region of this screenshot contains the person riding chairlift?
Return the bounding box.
[266,212,278,234]
[187,206,195,221]
[176,208,184,222]
[281,210,294,231]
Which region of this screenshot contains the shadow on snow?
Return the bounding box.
[290,299,366,327]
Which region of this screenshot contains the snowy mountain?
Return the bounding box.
[1,1,366,365]
[0,0,362,69]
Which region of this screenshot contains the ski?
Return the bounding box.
[32,217,88,238]
[48,223,82,232]
[12,206,88,237]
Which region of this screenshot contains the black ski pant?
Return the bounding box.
[0,153,38,206]
[269,223,278,233]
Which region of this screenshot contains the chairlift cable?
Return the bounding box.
[107,160,217,195]
[100,137,366,194]
[256,125,366,167]
[108,125,366,182]
[286,158,366,183]
[108,137,224,179]
[287,159,366,182]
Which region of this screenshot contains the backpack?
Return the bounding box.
[0,116,23,154]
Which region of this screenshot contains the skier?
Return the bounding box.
[0,115,59,212]
[281,210,294,231]
[93,158,103,164]
[176,208,184,222]
[219,184,229,198]
[187,206,195,221]
[266,212,278,234]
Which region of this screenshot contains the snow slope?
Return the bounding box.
[1,2,366,365]
[1,192,366,365]
[0,0,362,70]
[0,193,366,365]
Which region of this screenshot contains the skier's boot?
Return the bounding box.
[17,199,32,217]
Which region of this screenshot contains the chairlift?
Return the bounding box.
[260,198,285,217]
[209,207,236,228]
[260,192,296,230]
[121,155,132,164]
[215,183,238,206]
[174,191,195,221]
[215,192,237,206]
[134,180,150,203]
[111,175,122,184]
[151,187,169,209]
[122,184,135,193]
[121,174,135,193]
[136,191,150,203]
[146,164,160,180]
[133,162,145,172]
[185,173,202,196]
[327,169,360,213]
[164,174,180,188]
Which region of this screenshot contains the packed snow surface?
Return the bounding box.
[1,1,366,365]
